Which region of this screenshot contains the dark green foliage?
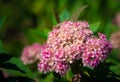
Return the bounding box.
[0,16,6,29]
[0,53,35,81]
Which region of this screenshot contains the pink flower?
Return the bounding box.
[38,21,112,75]
[54,62,70,76]
[46,21,92,63]
[38,44,70,75]
[21,43,41,64]
[82,33,112,67]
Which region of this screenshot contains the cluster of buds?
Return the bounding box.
[37,21,112,76]
[21,43,41,64]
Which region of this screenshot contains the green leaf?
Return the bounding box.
[83,71,90,77]
[70,5,88,21]
[59,9,70,22]
[60,78,69,82]
[65,69,73,82]
[25,28,50,43]
[84,67,93,76]
[109,65,120,75]
[90,22,101,33]
[28,29,49,39]
[4,69,29,77]
[4,57,34,78]
[0,16,6,29]
[104,20,119,39]
[51,13,58,25]
[2,69,35,81]
[40,73,54,82]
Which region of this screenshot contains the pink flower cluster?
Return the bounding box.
[38,21,112,76]
[82,33,112,67]
[21,43,41,64]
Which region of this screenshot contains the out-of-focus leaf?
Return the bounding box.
[4,69,35,81]
[109,65,120,75]
[0,53,34,79]
[28,29,49,39]
[59,9,70,22]
[0,39,3,53]
[90,22,101,33]
[84,67,93,77]
[0,40,6,54]
[104,20,111,38]
[104,20,119,39]
[32,0,44,15]
[65,69,73,81]
[40,73,54,82]
[2,75,35,82]
[59,0,67,9]
[4,57,34,78]
[0,16,6,29]
[0,39,3,49]
[70,5,88,21]
[83,71,90,77]
[26,28,50,43]
[51,13,58,25]
[60,78,69,82]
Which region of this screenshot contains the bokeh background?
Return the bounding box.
[0,0,120,81]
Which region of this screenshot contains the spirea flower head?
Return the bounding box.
[21,43,41,64]
[47,21,93,63]
[82,33,112,67]
[38,44,70,75]
[38,21,112,76]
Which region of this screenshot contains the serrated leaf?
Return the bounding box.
[0,16,6,29]
[4,57,34,78]
[1,70,35,82]
[90,22,101,33]
[4,69,28,77]
[59,9,70,22]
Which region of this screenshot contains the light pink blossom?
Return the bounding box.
[21,43,41,64]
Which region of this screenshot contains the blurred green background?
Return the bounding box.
[0,0,120,77]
